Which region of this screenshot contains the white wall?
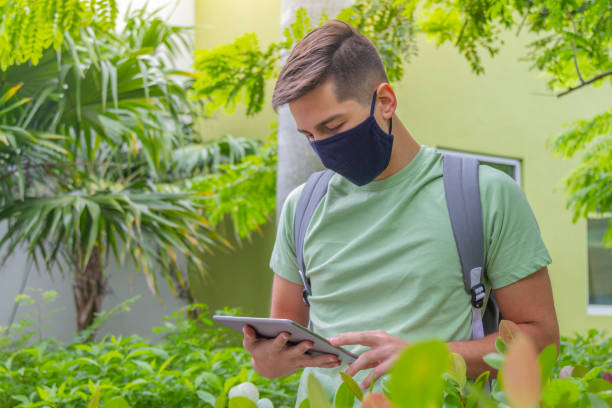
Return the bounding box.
[0,0,195,343]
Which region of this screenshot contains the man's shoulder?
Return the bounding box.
[477,164,523,197]
[280,182,306,222]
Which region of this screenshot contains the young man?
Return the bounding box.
[242,19,559,403]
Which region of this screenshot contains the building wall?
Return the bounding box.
[193,0,612,336]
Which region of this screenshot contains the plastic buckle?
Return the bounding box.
[302,287,310,307]
[471,283,485,308]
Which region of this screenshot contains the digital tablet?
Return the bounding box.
[212,316,358,363]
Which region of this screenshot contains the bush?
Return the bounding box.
[1,294,611,408]
[0,297,298,407]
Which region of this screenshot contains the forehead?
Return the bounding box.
[288,80,364,130]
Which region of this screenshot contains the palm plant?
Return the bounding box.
[0,7,257,334]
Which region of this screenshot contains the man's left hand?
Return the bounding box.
[328,330,410,390]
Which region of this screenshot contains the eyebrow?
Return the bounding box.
[297,114,345,134]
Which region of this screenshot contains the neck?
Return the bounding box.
[374,114,421,181]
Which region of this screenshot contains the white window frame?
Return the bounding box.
[586,213,612,315]
[435,147,522,186]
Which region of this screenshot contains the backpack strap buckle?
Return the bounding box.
[302,287,310,307]
[471,283,486,308]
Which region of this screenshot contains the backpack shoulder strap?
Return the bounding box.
[442,154,488,339]
[294,169,335,307]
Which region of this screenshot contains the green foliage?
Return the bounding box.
[192,3,417,117]
[0,298,299,408]
[415,0,612,93]
[0,0,118,70]
[0,5,274,310]
[557,329,612,371]
[193,33,280,116]
[417,0,517,75]
[387,340,449,407]
[300,331,612,408]
[336,0,418,82]
[547,109,612,228]
[186,129,277,240]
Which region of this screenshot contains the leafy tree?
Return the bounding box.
[413,0,611,248]
[0,7,261,334]
[0,0,118,70]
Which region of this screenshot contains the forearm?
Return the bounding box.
[448,332,498,379]
[448,321,560,379]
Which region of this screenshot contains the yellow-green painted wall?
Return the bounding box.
[193,0,612,335]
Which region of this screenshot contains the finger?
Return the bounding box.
[242,325,258,350]
[345,348,386,377]
[300,353,341,368]
[329,331,382,348]
[271,331,291,351]
[359,360,394,390]
[288,340,314,356]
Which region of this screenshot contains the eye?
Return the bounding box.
[328,123,344,131]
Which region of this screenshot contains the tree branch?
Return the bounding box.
[557,70,612,97]
[567,10,585,84]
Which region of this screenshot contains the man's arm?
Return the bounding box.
[449,266,560,378]
[269,274,310,325]
[330,266,560,389]
[242,274,340,378]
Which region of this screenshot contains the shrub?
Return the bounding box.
[0,297,298,407]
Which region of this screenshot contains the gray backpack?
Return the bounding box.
[293,154,501,340]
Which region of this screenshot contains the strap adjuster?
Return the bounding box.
[302,287,310,307]
[471,283,485,308]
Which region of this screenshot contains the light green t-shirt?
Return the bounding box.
[269,144,551,405]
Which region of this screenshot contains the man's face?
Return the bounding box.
[289,79,371,143]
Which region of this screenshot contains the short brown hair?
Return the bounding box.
[272,19,388,112]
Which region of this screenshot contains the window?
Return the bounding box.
[435,148,522,186]
[587,216,612,312]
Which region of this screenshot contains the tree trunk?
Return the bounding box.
[276,0,355,218]
[72,247,107,336]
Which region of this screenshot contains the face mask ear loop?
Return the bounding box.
[370,90,377,116]
[371,89,393,135]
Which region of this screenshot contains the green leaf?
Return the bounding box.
[298,399,311,408]
[447,352,467,387]
[588,379,612,393]
[483,352,504,370]
[86,387,102,408]
[541,379,581,407]
[339,371,363,401]
[104,396,132,408]
[215,395,227,408]
[387,340,449,408]
[369,370,375,394]
[197,391,217,406]
[587,393,610,408]
[229,396,258,408]
[572,365,590,378]
[334,382,355,408]
[307,373,332,408]
[495,336,507,354]
[538,344,558,386]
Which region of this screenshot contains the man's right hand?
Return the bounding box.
[242,325,341,378]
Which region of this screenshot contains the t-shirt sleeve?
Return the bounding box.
[269,184,305,285]
[480,166,552,289]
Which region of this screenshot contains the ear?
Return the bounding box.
[374,83,397,121]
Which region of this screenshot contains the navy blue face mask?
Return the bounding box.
[309,90,394,186]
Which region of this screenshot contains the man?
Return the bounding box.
[242,19,559,404]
